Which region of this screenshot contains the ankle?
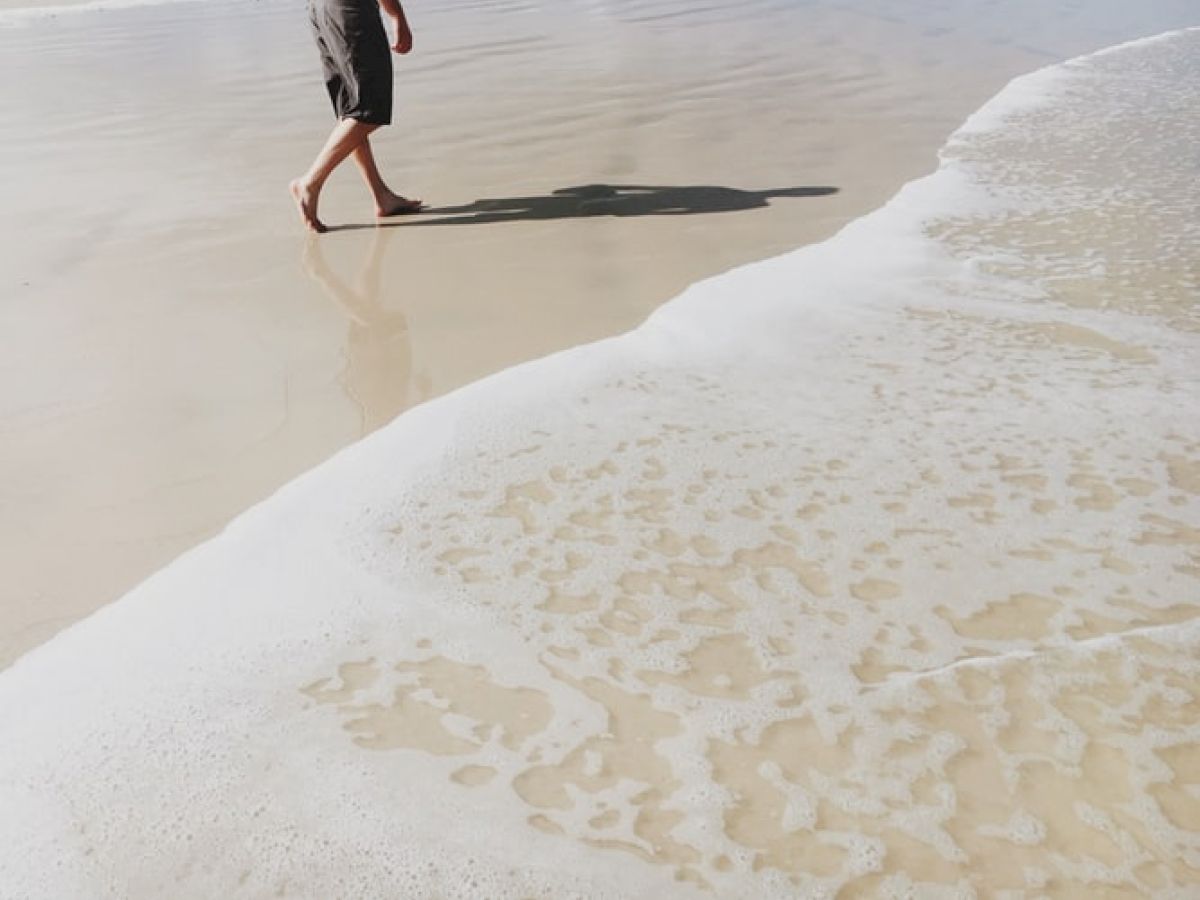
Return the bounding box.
[299,173,326,194]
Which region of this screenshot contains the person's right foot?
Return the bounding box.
[376,192,425,218]
[290,179,327,233]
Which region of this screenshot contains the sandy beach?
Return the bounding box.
[1,0,1198,896]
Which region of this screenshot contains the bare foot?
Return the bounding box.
[290,178,327,233]
[376,192,424,218]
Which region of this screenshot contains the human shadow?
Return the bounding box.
[371,182,837,228]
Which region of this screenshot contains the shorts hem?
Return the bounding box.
[340,112,392,126]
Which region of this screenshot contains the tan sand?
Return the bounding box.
[0,0,1195,668]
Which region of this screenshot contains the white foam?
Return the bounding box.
[1,25,1199,900]
[952,25,1200,139]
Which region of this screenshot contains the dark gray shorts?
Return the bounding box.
[308,0,393,126]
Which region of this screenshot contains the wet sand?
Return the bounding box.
[0,0,1196,668]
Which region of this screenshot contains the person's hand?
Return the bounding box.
[392,19,412,54]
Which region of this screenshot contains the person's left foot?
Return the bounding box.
[290,178,327,233]
[376,193,425,217]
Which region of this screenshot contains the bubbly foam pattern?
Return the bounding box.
[935,28,1200,331]
[1,27,1198,900]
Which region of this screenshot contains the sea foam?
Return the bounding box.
[1,27,1198,900]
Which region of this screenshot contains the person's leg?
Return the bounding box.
[290,118,379,233]
[352,136,423,217]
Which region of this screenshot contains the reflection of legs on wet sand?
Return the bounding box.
[302,231,430,431]
[303,229,390,327]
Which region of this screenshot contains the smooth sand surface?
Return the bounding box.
[1,0,1196,667]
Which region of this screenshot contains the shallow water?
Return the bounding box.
[1,23,1196,899]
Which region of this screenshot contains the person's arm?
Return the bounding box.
[379,0,412,54]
